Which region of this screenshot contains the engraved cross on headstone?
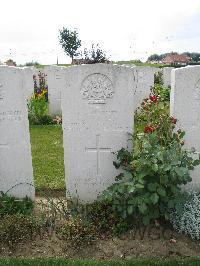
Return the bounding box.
[85,134,111,175]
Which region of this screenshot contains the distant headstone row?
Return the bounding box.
[21,65,158,116]
[1,64,199,201]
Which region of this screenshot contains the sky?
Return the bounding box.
[0,0,200,65]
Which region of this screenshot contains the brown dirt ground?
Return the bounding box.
[1,197,200,260]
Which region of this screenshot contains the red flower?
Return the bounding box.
[149,95,157,103]
[171,117,177,124]
[144,125,155,133]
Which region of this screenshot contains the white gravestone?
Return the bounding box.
[0,66,34,199]
[163,67,174,88]
[62,64,135,202]
[134,67,158,108]
[21,67,38,100]
[44,66,66,115]
[170,66,200,190]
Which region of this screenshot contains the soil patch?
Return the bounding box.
[1,198,200,260]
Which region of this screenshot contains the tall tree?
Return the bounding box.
[59,28,81,63]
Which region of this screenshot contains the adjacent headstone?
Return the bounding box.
[19,67,38,100]
[170,66,200,190]
[0,66,34,198]
[162,67,174,88]
[134,66,159,108]
[62,64,135,202]
[44,65,66,115]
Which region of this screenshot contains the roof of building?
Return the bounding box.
[162,54,190,63]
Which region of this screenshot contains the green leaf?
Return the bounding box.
[152,164,158,172]
[167,200,175,209]
[127,185,135,193]
[138,202,147,214]
[123,172,133,181]
[128,199,135,205]
[117,185,125,194]
[135,183,144,189]
[142,215,150,225]
[137,168,151,179]
[163,165,171,171]
[174,167,187,176]
[147,183,157,192]
[157,187,166,197]
[150,193,159,205]
[170,185,180,194]
[179,131,185,138]
[151,209,159,219]
[160,175,169,184]
[127,205,133,215]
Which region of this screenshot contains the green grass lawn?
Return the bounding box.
[1,259,200,266]
[30,125,65,190]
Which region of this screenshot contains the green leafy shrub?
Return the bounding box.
[0,192,34,218]
[0,214,41,248]
[170,192,200,240]
[100,85,200,226]
[154,71,163,85]
[154,71,170,101]
[135,85,170,135]
[153,83,170,102]
[28,98,52,125]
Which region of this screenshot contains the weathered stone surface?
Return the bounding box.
[61,63,135,202]
[0,66,34,198]
[162,67,174,88]
[170,66,200,190]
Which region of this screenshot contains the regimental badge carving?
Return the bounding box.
[81,73,114,104]
[195,79,200,100]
